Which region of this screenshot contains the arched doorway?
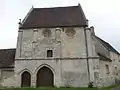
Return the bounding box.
[21,71,31,87]
[36,66,54,87]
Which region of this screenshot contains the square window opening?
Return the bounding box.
[47,50,53,57]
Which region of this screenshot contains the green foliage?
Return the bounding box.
[88,82,94,88]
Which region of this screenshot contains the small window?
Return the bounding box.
[105,65,109,74]
[47,50,53,57]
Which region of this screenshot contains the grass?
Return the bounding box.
[0,87,99,90]
[99,83,120,90]
[1,84,120,90]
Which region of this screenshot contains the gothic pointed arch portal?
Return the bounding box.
[21,71,31,87]
[36,66,54,87]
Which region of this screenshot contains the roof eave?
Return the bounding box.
[98,53,112,62]
[19,24,88,29]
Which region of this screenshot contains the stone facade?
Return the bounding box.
[0,5,120,88]
[0,25,120,88]
[14,27,93,87]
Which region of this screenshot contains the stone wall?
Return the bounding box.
[94,37,110,58]
[61,59,89,87]
[99,60,115,86]
[14,27,94,87]
[0,69,15,87]
[14,60,61,87]
[110,51,120,84]
[16,27,87,59]
[2,26,118,88]
[93,35,120,87]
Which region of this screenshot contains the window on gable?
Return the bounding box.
[47,50,53,57]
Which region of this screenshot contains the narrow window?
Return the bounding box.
[115,67,118,75]
[47,50,53,57]
[55,29,61,41]
[33,29,38,42]
[105,65,109,74]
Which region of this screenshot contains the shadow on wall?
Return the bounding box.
[115,79,120,84]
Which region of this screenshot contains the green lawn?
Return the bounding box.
[1,84,120,90]
[0,87,99,90]
[99,83,120,90]
[0,87,110,90]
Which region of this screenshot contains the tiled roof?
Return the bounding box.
[95,36,120,55]
[0,48,16,68]
[20,4,88,29]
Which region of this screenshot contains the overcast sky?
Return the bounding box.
[0,0,120,52]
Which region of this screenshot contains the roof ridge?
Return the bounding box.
[20,4,88,29]
[34,5,78,9]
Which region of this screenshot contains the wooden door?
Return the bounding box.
[21,71,31,87]
[36,66,54,87]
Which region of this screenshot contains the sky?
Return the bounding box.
[0,0,120,52]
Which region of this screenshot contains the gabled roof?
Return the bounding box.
[20,4,88,29]
[95,36,120,55]
[0,48,16,68]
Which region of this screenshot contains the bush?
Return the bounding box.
[88,82,94,88]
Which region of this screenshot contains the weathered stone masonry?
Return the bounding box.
[0,4,120,88]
